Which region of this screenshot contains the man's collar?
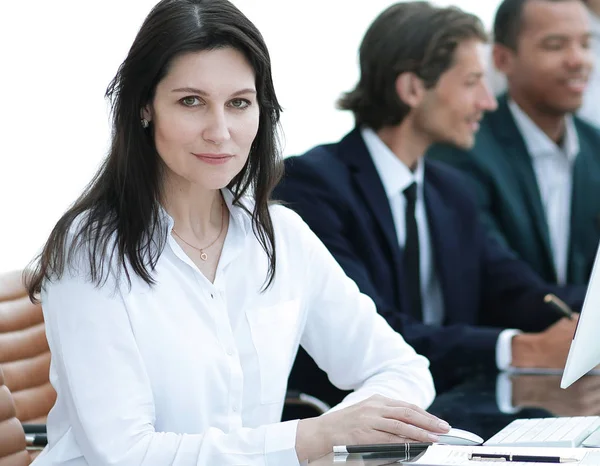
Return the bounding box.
[361,126,425,199]
[507,99,579,161]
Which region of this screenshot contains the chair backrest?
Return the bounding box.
[0,366,30,466]
[0,271,55,424]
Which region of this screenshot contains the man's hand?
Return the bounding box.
[511,315,579,368]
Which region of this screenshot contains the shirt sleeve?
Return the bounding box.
[290,210,436,411]
[42,262,300,466]
[496,328,522,371]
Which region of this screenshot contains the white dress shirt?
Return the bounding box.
[33,189,434,466]
[508,100,579,285]
[361,127,517,370]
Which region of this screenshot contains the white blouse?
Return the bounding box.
[33,190,435,466]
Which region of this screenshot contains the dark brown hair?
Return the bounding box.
[338,1,487,130]
[494,0,580,50]
[26,0,283,301]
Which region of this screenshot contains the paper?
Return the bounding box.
[412,445,600,465]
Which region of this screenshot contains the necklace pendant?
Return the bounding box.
[200,251,208,261]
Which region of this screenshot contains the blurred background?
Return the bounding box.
[0,0,504,272]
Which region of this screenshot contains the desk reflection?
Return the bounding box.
[309,374,600,465]
[427,373,600,441]
[510,373,600,416]
[310,452,413,465]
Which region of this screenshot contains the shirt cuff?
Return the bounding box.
[496,372,521,414]
[496,329,522,371]
[265,419,301,466]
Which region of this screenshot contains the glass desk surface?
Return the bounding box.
[308,372,600,464]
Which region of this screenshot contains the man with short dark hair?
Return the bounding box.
[429,0,600,288]
[274,1,586,403]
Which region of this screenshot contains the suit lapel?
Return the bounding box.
[337,129,404,276]
[423,168,460,323]
[491,96,554,276]
[569,126,600,282]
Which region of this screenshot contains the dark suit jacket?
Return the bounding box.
[427,94,600,285]
[274,128,586,400]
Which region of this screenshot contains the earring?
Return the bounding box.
[141,118,149,128]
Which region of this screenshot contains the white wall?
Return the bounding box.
[0,0,501,273]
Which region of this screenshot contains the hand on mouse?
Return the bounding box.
[295,394,450,462]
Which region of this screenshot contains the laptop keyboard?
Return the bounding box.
[484,416,600,447]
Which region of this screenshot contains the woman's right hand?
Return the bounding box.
[295,394,450,462]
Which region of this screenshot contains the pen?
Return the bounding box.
[25,433,47,447]
[333,442,432,455]
[544,293,575,320]
[468,453,578,463]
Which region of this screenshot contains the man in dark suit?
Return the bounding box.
[274,2,587,403]
[429,0,600,286]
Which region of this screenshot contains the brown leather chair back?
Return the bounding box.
[0,366,30,466]
[0,271,55,424]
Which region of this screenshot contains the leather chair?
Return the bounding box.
[284,390,330,417]
[0,366,30,466]
[0,270,55,425]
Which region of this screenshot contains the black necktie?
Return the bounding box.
[403,182,422,321]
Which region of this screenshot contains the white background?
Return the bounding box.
[0,0,501,273]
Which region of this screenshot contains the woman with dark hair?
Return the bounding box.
[27,0,449,464]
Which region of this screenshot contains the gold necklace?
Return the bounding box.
[172,202,226,261]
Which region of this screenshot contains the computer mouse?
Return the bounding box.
[437,427,484,446]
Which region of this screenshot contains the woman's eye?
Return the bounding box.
[181,96,200,107]
[229,98,250,109]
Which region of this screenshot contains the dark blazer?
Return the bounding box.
[274,128,586,400]
[427,94,600,285]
